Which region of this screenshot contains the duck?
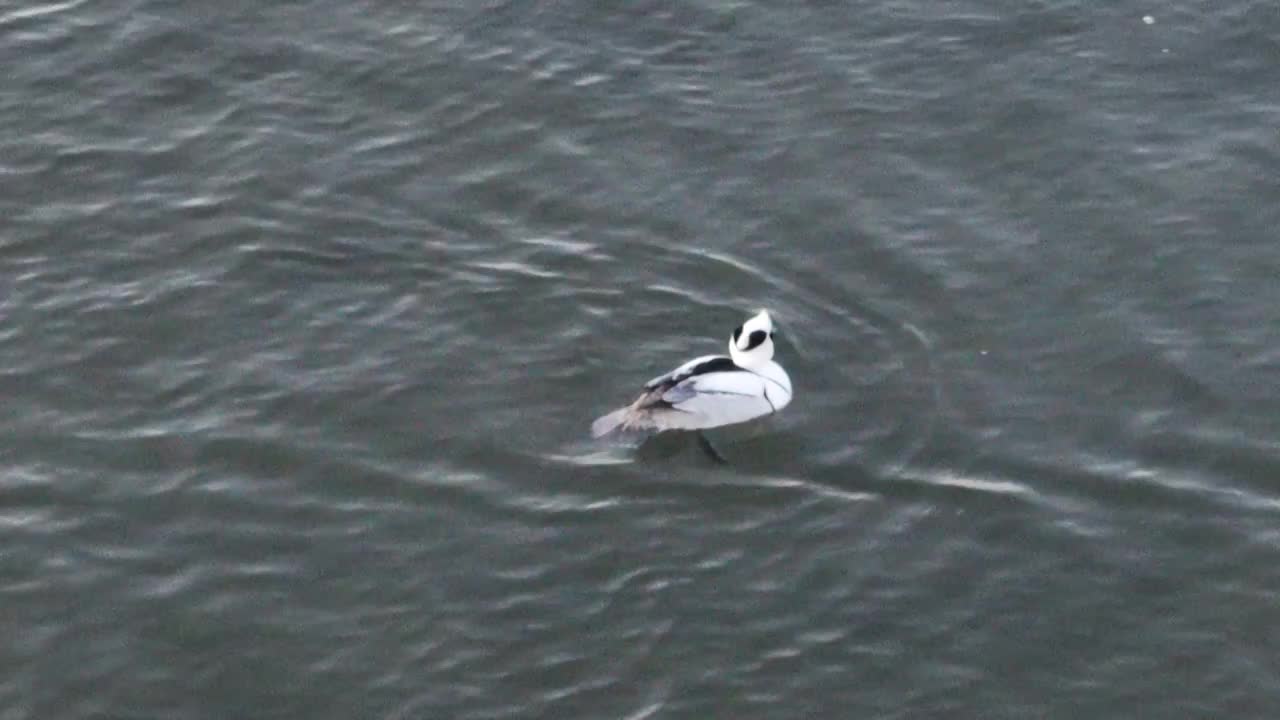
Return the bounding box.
[591,309,792,438]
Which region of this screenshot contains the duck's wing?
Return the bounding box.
[660,368,777,427]
[594,355,769,436]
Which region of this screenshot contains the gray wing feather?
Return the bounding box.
[660,381,698,404]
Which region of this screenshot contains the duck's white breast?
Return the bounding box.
[755,361,793,412]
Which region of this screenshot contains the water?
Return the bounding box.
[3,1,1279,717]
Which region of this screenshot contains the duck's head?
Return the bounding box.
[728,309,776,368]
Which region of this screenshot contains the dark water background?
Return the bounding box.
[3,1,1280,717]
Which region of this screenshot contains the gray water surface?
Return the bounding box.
[3,1,1280,718]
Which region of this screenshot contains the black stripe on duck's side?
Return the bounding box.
[686,356,740,377]
[645,356,745,392]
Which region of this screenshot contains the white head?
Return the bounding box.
[728,309,776,368]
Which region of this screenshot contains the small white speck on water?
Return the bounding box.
[1142,15,1155,24]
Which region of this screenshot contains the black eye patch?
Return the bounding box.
[733,325,743,342]
[746,329,767,349]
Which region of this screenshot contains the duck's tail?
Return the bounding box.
[590,406,633,438]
